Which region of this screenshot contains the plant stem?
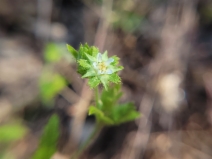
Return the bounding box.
[72,122,103,159]
[95,87,99,106]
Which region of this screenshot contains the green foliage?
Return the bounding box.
[0,122,27,143]
[39,71,67,105]
[32,114,59,159]
[66,43,140,126]
[112,103,141,125]
[99,84,122,112]
[88,84,141,125]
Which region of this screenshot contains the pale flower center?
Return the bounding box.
[98,62,107,72]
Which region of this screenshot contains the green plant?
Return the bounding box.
[67,43,141,158]
[33,43,141,159]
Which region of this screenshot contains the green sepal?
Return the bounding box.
[82,69,96,78]
[102,51,108,61]
[85,53,96,62]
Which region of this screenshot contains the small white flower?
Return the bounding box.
[83,51,122,79]
[93,53,114,75]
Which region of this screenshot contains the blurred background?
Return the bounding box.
[1,0,212,158]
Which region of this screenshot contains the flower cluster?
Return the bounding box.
[67,44,123,89]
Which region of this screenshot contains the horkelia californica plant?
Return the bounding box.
[67,43,123,89]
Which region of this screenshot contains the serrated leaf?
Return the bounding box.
[109,73,121,83]
[77,66,87,76]
[112,103,141,125]
[32,114,59,159]
[88,77,101,88]
[77,59,91,69]
[67,44,78,59]
[89,106,114,125]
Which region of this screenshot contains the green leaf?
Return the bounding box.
[109,73,121,83]
[77,66,87,76]
[67,44,78,59]
[39,72,67,105]
[32,114,60,159]
[88,77,101,88]
[88,84,140,126]
[99,84,122,112]
[0,122,27,143]
[77,59,91,69]
[111,103,141,125]
[89,106,114,125]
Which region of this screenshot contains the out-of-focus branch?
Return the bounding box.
[35,0,52,41]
